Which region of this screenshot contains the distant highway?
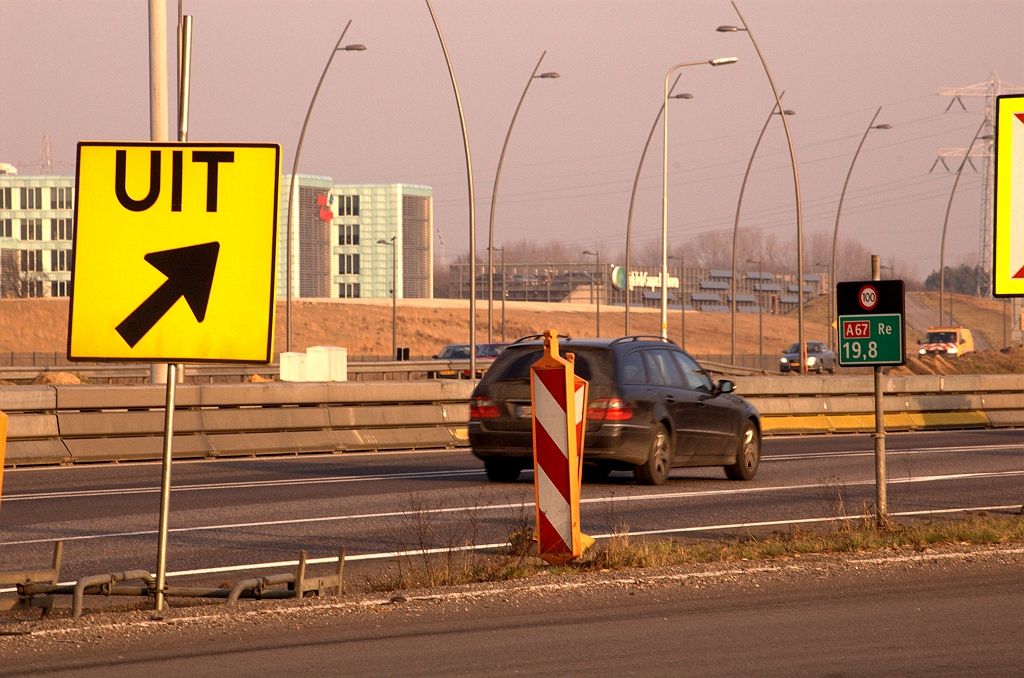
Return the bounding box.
[1,428,1020,587]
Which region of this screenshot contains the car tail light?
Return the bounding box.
[587,398,633,421]
[470,396,500,419]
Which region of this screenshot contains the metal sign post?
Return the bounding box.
[837,261,905,525]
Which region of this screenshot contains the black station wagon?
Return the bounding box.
[468,335,761,485]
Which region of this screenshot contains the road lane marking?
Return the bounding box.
[3,470,1021,547]
[0,468,484,502]
[6,442,1018,503]
[764,443,1022,462]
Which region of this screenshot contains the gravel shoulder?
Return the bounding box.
[1,544,1021,677]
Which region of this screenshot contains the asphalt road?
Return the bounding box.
[1,428,1021,587]
[0,547,1021,677]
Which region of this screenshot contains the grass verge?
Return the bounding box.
[364,513,1024,592]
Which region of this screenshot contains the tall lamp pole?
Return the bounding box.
[624,75,692,335]
[719,2,805,371]
[747,259,763,364]
[661,57,738,339]
[286,22,365,352]
[487,53,559,342]
[378,237,397,359]
[499,246,507,341]
[583,250,601,337]
[730,96,793,365]
[831,107,891,350]
[426,0,477,379]
[669,255,685,349]
[939,116,987,326]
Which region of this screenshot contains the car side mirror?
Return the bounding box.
[916,340,921,345]
[716,379,734,395]
[432,355,439,359]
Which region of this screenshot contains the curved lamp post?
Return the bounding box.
[426,0,478,379]
[487,53,559,342]
[286,21,364,352]
[830,108,891,350]
[729,96,794,365]
[668,254,685,348]
[939,116,987,325]
[624,75,692,335]
[718,2,805,371]
[661,57,738,339]
[583,249,601,337]
[378,237,397,359]
[746,258,763,362]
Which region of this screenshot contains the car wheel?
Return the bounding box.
[582,462,613,483]
[484,459,522,483]
[635,424,672,486]
[828,364,836,374]
[725,421,760,481]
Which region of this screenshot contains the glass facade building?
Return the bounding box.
[0,172,75,298]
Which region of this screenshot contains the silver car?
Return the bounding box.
[780,341,836,373]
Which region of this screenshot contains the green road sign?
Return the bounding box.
[838,313,903,366]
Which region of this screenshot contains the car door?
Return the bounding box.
[672,351,741,460]
[643,348,702,462]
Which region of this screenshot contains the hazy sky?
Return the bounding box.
[2,0,1021,279]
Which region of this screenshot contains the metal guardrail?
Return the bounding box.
[0,360,479,384]
[1,375,1022,467]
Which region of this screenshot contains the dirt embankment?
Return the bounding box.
[0,298,827,359]
[886,346,1024,376]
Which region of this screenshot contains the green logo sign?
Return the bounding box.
[838,313,903,366]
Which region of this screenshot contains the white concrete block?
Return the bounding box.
[279,352,308,382]
[307,346,347,382]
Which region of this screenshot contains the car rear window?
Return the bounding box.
[480,345,610,384]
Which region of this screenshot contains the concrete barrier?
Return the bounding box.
[735,374,1024,435]
[1,375,1021,466]
[1,380,475,467]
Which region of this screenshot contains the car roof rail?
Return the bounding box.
[610,335,676,346]
[511,333,572,345]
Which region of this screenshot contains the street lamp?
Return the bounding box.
[583,250,600,337]
[730,97,794,365]
[718,2,805,372]
[747,258,763,363]
[812,261,829,341]
[499,246,507,341]
[939,117,988,326]
[830,108,891,351]
[661,56,738,339]
[624,79,692,335]
[426,0,477,379]
[488,53,559,342]
[286,22,364,352]
[378,237,397,360]
[669,254,685,349]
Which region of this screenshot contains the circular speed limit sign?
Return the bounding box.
[858,284,878,311]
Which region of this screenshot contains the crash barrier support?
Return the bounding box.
[0,381,474,467]
[0,541,63,616]
[1,545,346,618]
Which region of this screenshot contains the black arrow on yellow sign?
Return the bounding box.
[116,242,220,348]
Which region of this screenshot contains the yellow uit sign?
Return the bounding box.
[994,95,1024,297]
[68,142,280,363]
